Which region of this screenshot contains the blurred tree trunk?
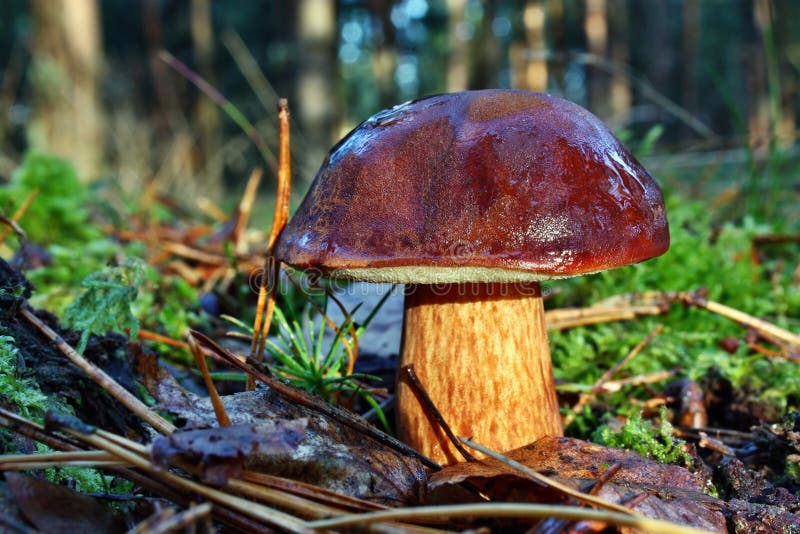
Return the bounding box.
[296,0,336,181]
[773,1,796,146]
[190,0,222,197]
[749,0,772,150]
[28,0,103,181]
[584,0,609,116]
[510,0,548,92]
[632,0,675,121]
[369,0,397,108]
[547,0,566,90]
[681,0,699,137]
[469,1,499,89]
[446,0,468,92]
[607,0,630,117]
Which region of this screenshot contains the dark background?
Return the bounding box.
[1,0,798,221]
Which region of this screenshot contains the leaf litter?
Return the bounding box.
[0,98,799,532]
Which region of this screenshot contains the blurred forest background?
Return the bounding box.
[0,0,798,222]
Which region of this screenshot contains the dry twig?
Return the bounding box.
[564,325,664,426]
[19,306,176,435]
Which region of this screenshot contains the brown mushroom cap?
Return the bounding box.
[276,90,669,283]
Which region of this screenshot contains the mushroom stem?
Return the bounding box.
[398,282,563,465]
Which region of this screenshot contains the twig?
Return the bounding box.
[129,502,213,534]
[157,49,278,173]
[0,188,37,244]
[234,167,263,255]
[564,325,663,426]
[239,470,387,513]
[186,333,230,426]
[52,422,312,534]
[19,306,176,435]
[306,502,710,533]
[458,437,638,516]
[0,406,83,453]
[0,214,28,257]
[0,450,120,470]
[249,98,291,390]
[677,290,800,348]
[545,305,665,331]
[400,365,476,462]
[597,369,678,393]
[521,49,716,140]
[191,330,441,471]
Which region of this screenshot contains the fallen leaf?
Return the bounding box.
[5,472,126,534]
[147,376,426,506]
[429,436,726,533]
[151,418,308,486]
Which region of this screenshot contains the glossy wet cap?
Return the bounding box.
[276,90,669,283]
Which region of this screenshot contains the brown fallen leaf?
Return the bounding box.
[146,369,426,506]
[4,472,126,534]
[151,418,308,486]
[428,436,726,533]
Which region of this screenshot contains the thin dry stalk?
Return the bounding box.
[192,330,441,470]
[239,470,387,513]
[564,325,664,426]
[0,188,38,244]
[306,502,710,533]
[249,98,291,390]
[0,450,118,469]
[458,437,637,516]
[139,329,218,362]
[677,291,800,348]
[161,241,227,265]
[128,502,213,534]
[594,369,678,393]
[56,425,312,534]
[19,306,176,435]
[545,305,665,331]
[186,333,231,426]
[234,167,263,255]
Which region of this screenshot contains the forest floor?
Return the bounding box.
[0,152,798,532]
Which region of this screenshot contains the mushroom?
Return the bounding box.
[275,90,669,465]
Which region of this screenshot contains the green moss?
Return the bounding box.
[0,334,48,419]
[592,407,691,466]
[0,153,100,246]
[62,258,145,353]
[550,196,800,434]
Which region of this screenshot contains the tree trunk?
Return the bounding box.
[510,0,548,92]
[607,0,630,117]
[368,0,397,108]
[446,0,469,92]
[584,0,609,116]
[28,0,103,181]
[191,0,223,197]
[296,0,337,181]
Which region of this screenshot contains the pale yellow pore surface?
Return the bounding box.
[397,282,563,466]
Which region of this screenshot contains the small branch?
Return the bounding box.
[677,290,800,348]
[400,365,476,462]
[192,330,441,471]
[545,305,666,331]
[157,49,278,173]
[20,306,176,435]
[306,502,710,533]
[52,422,312,534]
[233,167,263,256]
[565,325,663,426]
[458,437,637,516]
[249,98,292,390]
[186,333,231,426]
[129,503,213,534]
